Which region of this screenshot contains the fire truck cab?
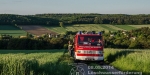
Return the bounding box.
[72,31,104,63]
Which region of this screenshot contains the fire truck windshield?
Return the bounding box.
[78,36,102,46]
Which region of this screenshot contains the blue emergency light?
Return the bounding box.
[78,31,82,35]
[92,31,95,34]
[98,32,102,35]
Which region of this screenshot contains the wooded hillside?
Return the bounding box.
[0,14,150,25]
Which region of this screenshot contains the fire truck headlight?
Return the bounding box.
[99,51,103,54]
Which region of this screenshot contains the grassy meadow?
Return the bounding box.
[113,25,136,30]
[0,25,26,37]
[0,50,73,75]
[104,48,150,75]
[0,49,149,75]
[129,25,150,28]
[44,24,150,34]
[1,24,150,36]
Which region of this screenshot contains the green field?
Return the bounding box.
[0,50,73,75]
[104,25,124,31]
[44,26,67,34]
[1,24,150,36]
[104,48,150,75]
[100,25,117,32]
[0,49,149,75]
[45,24,113,34]
[45,24,150,34]
[129,25,150,28]
[0,25,26,37]
[0,49,111,75]
[114,25,136,30]
[65,24,110,32]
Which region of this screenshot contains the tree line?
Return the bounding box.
[0,37,69,50]
[0,14,150,25]
[0,27,150,50]
[104,27,150,49]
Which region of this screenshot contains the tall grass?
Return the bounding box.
[0,50,73,75]
[104,49,150,75]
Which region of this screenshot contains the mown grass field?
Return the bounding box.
[129,25,150,28]
[104,48,150,75]
[44,24,150,34]
[113,25,137,30]
[44,26,67,34]
[65,24,110,33]
[1,24,150,36]
[0,49,73,75]
[0,25,26,37]
[45,24,110,34]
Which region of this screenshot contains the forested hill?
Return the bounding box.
[0,14,150,25]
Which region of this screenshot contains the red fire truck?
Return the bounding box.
[72,31,104,63]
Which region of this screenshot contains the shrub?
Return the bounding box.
[63,44,68,49]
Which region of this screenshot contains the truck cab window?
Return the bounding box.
[78,36,102,46]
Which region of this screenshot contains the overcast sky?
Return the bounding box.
[0,0,149,15]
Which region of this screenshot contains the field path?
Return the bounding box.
[19,25,57,36]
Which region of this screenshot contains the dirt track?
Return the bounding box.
[18,25,57,36]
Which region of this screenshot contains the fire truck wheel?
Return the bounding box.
[99,59,104,65]
[71,50,74,57]
[74,54,80,63]
[74,59,80,63]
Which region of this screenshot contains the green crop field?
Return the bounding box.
[1,24,150,36]
[45,24,112,34]
[0,50,73,75]
[114,25,137,30]
[0,25,20,30]
[129,25,150,28]
[45,24,150,34]
[100,25,117,32]
[104,48,150,75]
[0,25,26,37]
[65,24,111,33]
[44,26,67,34]
[104,25,124,31]
[0,49,149,75]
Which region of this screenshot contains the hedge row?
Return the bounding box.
[0,38,69,50]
